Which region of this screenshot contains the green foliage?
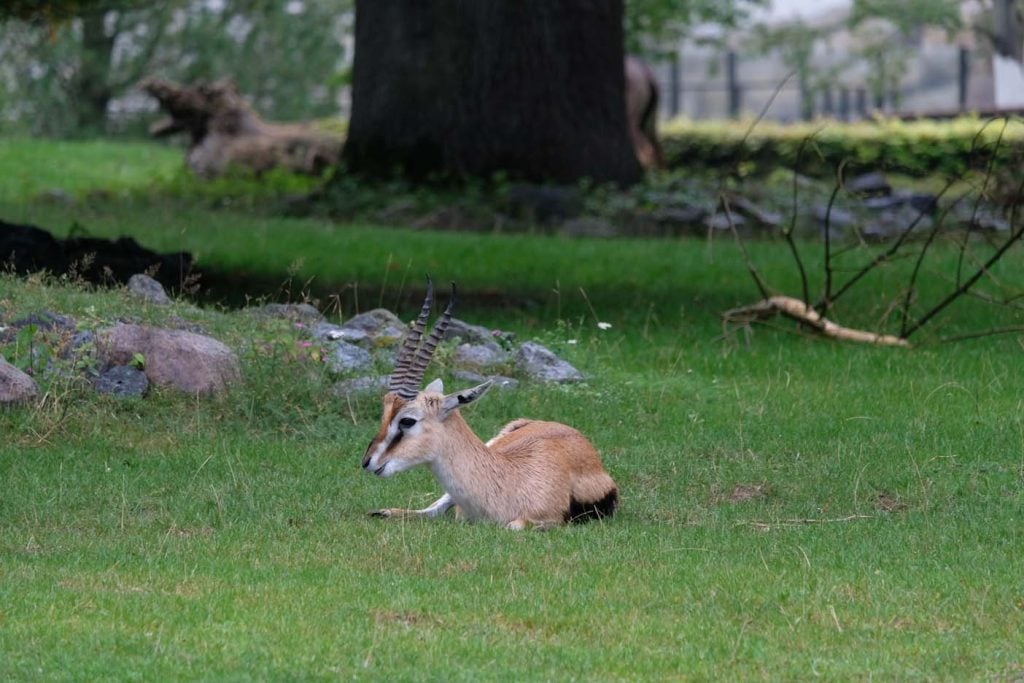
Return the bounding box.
[849,0,963,36]
[0,0,351,137]
[660,116,1024,178]
[624,0,767,54]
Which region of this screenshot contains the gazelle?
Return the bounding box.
[361,280,618,529]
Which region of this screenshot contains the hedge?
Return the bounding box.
[660,116,1024,178]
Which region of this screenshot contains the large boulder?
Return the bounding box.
[341,309,407,344]
[0,357,39,404]
[96,324,240,395]
[514,342,583,383]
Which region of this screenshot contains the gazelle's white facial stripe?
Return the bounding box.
[363,410,424,476]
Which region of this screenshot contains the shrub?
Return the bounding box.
[660,116,1024,178]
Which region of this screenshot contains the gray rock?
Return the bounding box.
[0,357,38,404]
[444,318,498,346]
[705,212,746,232]
[331,375,389,397]
[868,205,934,240]
[863,190,937,214]
[312,321,370,346]
[127,273,171,305]
[514,341,584,383]
[96,323,241,395]
[453,343,508,371]
[651,205,707,228]
[94,365,149,398]
[252,303,323,323]
[453,370,519,391]
[812,203,857,228]
[847,171,891,196]
[728,195,782,229]
[325,341,373,374]
[342,309,407,344]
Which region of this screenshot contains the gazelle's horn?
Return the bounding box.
[405,282,456,392]
[389,278,434,399]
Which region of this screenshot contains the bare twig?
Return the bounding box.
[819,179,844,314]
[738,514,875,530]
[903,176,1024,339]
[958,117,1010,288]
[721,194,769,299]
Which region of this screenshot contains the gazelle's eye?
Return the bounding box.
[398,417,417,429]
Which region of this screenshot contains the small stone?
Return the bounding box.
[94,365,149,398]
[325,341,373,374]
[0,357,39,404]
[514,341,583,383]
[127,273,172,305]
[313,321,369,346]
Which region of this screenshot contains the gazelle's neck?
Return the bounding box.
[427,411,501,515]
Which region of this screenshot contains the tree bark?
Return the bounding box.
[343,0,642,185]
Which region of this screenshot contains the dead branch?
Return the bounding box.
[723,295,911,347]
[141,77,342,178]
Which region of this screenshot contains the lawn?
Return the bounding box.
[1,139,1023,681]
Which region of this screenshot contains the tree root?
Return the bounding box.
[723,296,910,347]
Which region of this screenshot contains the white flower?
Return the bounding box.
[597,322,612,330]
[566,339,578,345]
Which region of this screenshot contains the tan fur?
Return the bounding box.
[363,389,617,528]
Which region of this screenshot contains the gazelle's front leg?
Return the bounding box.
[369,493,454,520]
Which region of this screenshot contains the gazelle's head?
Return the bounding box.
[361,279,492,477]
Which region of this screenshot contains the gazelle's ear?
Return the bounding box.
[442,380,494,416]
[423,378,444,394]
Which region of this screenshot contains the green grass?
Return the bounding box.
[2,139,1024,681]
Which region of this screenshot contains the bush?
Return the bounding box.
[660,116,1024,178]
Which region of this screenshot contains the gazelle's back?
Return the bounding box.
[488,419,618,524]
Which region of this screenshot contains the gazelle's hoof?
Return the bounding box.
[368,509,393,518]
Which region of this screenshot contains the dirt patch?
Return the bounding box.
[873,492,908,513]
[713,483,770,504]
[371,609,443,629]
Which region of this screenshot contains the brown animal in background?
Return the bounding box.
[625,55,664,171]
[361,280,618,530]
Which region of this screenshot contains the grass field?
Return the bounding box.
[2,139,1023,681]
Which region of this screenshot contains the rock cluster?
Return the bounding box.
[2,276,588,405]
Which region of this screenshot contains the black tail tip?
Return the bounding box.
[565,488,618,524]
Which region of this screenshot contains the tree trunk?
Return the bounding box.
[72,11,116,134]
[343,0,642,186]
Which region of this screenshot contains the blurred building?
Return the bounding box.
[656,0,1024,120]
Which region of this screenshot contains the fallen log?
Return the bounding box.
[722,295,911,347]
[141,77,342,178]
